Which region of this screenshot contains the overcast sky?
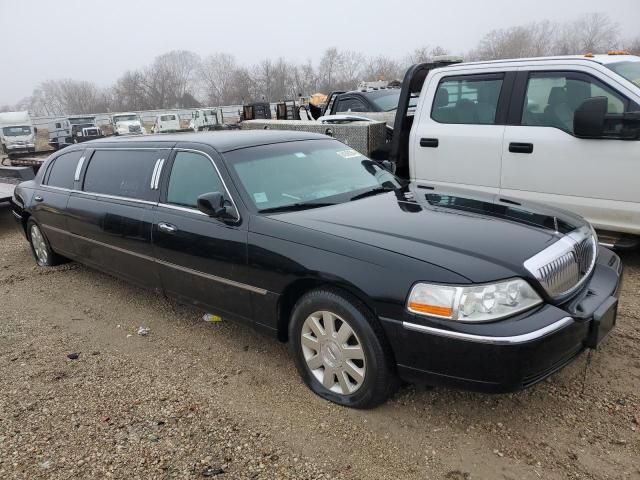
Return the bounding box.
[1,0,638,105]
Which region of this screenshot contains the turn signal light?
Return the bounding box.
[408,302,453,317]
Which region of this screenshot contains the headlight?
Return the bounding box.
[407,278,542,322]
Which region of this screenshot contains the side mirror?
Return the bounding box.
[574,96,607,138]
[197,192,227,217]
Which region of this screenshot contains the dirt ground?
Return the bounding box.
[0,204,638,480]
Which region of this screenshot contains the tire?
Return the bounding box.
[289,288,398,408]
[27,220,65,267]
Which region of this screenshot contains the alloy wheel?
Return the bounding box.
[301,310,366,395]
[30,224,49,265]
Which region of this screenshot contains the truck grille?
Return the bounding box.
[524,225,597,300]
[128,125,141,133]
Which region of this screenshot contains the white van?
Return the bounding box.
[152,113,181,133]
[403,54,640,246]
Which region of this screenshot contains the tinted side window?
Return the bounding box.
[521,72,626,134]
[46,150,83,189]
[84,150,159,201]
[431,76,504,125]
[167,151,224,208]
[335,98,368,113]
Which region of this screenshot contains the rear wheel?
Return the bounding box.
[289,288,397,408]
[27,220,65,266]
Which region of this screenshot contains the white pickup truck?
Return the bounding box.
[389,53,640,247]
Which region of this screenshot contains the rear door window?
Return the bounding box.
[83,149,160,201]
[166,151,225,208]
[46,150,84,190]
[431,74,504,124]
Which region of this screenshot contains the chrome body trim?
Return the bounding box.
[150,159,161,189]
[524,225,597,300]
[157,203,207,216]
[40,223,268,295]
[77,190,158,205]
[154,158,165,189]
[402,317,574,345]
[174,148,241,223]
[74,156,86,181]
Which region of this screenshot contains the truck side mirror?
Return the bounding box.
[197,192,227,217]
[574,96,607,138]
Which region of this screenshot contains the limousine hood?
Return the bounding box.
[268,186,588,283]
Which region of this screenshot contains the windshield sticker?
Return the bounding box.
[253,192,268,203]
[294,152,306,158]
[337,149,361,159]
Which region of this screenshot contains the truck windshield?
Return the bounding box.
[113,115,139,122]
[160,115,176,121]
[3,126,31,136]
[226,139,403,212]
[69,117,95,125]
[606,61,640,88]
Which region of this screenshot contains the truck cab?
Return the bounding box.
[323,81,407,127]
[391,53,640,246]
[111,113,146,136]
[190,108,223,131]
[152,113,181,133]
[68,115,103,143]
[0,111,36,158]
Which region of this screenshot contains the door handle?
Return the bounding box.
[420,138,439,148]
[34,195,43,202]
[509,142,534,154]
[158,222,178,233]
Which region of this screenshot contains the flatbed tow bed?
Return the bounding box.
[5,150,51,171]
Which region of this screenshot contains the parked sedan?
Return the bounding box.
[11,131,622,408]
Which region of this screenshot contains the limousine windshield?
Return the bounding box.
[226,140,403,212]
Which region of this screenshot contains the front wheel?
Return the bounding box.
[289,288,397,408]
[28,220,65,266]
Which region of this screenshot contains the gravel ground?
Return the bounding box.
[0,204,639,480]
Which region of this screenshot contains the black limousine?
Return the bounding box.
[11,131,622,408]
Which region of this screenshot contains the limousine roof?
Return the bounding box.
[85,130,330,153]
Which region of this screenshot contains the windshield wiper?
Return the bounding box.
[350,187,394,201]
[259,202,336,214]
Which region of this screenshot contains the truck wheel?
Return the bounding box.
[27,220,65,267]
[289,288,397,408]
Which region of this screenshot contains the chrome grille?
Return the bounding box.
[524,225,597,300]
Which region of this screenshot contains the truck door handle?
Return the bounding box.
[34,195,43,202]
[509,142,534,154]
[158,222,178,233]
[420,138,439,148]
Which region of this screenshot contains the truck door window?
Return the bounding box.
[431,75,503,125]
[521,72,626,134]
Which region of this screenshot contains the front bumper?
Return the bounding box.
[6,144,35,152]
[380,248,623,392]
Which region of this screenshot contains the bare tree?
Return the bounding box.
[627,37,640,55]
[318,47,341,92]
[554,13,619,54]
[363,55,402,82]
[406,45,449,64]
[112,70,147,111]
[199,53,240,105]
